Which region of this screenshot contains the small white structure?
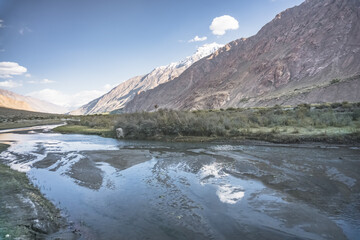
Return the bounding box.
[116,128,124,138]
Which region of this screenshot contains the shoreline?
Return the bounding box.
[53,102,360,145]
[0,143,77,239]
[0,124,358,239]
[53,124,360,145]
[0,119,64,131]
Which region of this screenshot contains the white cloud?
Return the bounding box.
[0,19,4,28]
[0,80,23,88]
[103,84,114,91]
[41,78,55,84]
[27,78,56,84]
[25,73,31,78]
[189,35,207,42]
[72,90,105,107]
[27,89,69,107]
[19,27,32,35]
[209,15,239,36]
[26,84,114,109]
[0,62,27,78]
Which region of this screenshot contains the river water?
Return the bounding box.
[0,125,359,240]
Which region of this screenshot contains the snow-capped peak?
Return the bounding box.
[154,42,223,72]
[193,42,224,58]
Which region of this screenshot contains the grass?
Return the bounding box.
[0,161,31,238]
[0,107,69,130]
[53,125,115,138]
[0,119,65,130]
[0,143,66,239]
[0,143,8,152]
[58,102,360,144]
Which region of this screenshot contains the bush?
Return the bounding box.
[330,78,340,84]
[330,78,341,84]
[69,102,360,140]
[353,110,360,121]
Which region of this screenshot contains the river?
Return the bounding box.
[0,125,359,240]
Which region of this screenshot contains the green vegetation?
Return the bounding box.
[54,124,115,138]
[0,144,64,239]
[0,161,33,239]
[58,102,360,143]
[0,143,8,152]
[330,78,341,84]
[0,107,68,130]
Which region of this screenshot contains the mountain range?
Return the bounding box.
[4,0,359,115]
[0,89,67,114]
[124,0,360,112]
[70,43,223,115]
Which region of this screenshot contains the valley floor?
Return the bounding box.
[0,107,67,130]
[55,102,360,144]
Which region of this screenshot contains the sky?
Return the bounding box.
[0,0,304,110]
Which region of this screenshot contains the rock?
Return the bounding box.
[70,43,223,115]
[124,0,360,112]
[116,128,124,138]
[31,220,49,234]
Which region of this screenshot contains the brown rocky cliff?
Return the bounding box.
[125,0,360,112]
[70,43,222,115]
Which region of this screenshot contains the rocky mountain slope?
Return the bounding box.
[0,89,67,114]
[71,43,223,115]
[125,0,360,112]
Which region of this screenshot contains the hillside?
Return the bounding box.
[70,43,223,115]
[0,89,68,114]
[0,107,66,130]
[125,0,360,112]
[0,94,33,112]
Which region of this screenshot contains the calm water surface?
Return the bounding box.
[0,125,359,240]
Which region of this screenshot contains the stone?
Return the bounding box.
[116,128,124,138]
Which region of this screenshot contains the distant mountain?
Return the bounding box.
[125,0,360,112]
[0,89,67,114]
[70,43,223,115]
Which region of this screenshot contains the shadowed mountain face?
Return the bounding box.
[0,89,67,114]
[70,43,223,115]
[125,0,360,112]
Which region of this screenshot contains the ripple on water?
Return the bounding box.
[0,127,358,240]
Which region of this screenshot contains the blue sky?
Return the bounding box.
[0,0,303,109]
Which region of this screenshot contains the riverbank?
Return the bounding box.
[54,124,115,138]
[0,119,65,130]
[0,143,77,239]
[155,130,360,144]
[55,103,360,144]
[54,125,360,144]
[0,107,69,130]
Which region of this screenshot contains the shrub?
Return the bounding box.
[271,127,280,134]
[330,78,341,84]
[67,102,360,140]
[353,110,360,121]
[292,128,300,134]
